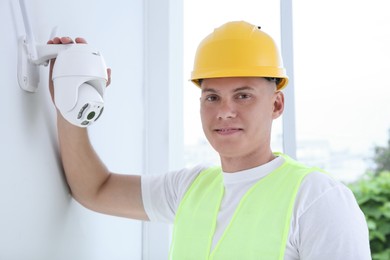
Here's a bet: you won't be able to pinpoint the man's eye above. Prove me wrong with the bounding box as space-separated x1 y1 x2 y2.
205 95 218 102
237 93 251 99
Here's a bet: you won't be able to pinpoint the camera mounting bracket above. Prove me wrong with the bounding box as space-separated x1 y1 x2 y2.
17 36 71 92
16 0 70 92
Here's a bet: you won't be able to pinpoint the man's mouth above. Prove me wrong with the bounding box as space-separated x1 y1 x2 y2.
214 128 243 135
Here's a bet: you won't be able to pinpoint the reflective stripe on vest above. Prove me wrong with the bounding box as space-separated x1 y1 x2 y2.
169 153 316 259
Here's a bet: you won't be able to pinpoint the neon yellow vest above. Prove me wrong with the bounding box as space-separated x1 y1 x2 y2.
169 153 316 259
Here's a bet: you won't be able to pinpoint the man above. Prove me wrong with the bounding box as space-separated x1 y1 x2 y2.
49 21 371 259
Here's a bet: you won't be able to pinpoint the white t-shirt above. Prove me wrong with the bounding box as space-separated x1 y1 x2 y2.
141 156 371 260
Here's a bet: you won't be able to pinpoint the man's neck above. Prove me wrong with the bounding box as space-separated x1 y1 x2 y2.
220 149 276 173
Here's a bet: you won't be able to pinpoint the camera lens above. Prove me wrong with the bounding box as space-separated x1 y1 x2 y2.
87 111 96 120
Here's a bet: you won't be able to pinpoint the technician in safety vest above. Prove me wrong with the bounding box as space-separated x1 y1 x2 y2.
49 21 371 259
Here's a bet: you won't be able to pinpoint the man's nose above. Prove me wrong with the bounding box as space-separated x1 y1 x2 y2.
217 100 237 119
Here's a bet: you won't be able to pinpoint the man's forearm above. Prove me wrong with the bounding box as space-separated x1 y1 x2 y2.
57 111 110 208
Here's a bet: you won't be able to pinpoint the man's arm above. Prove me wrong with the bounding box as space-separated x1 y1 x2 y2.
50 37 148 221
297 183 371 259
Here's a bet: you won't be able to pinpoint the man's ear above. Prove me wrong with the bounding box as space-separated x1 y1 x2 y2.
272 91 284 119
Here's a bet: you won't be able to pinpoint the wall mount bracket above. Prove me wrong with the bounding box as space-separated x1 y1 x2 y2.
17 0 65 93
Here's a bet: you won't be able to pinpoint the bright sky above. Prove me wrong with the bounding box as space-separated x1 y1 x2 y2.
183 0 390 162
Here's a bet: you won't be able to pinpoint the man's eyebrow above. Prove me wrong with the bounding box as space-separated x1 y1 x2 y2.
233 86 255 92
201 86 255 94
201 87 218 94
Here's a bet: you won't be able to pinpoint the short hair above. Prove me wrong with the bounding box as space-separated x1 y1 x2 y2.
264 77 282 86
197 77 282 87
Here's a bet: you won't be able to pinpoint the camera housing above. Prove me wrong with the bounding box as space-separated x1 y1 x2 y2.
52 45 108 127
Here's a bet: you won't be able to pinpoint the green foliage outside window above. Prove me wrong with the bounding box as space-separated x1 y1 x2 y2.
349 130 390 260
349 172 390 260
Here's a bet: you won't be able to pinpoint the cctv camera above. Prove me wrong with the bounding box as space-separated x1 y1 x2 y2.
52 45 108 127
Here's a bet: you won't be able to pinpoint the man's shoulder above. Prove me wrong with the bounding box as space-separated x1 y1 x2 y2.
295 170 355 215
301 170 343 191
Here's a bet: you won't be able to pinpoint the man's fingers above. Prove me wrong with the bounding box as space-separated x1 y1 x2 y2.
52 37 62 44
48 37 87 45
75 37 88 44
48 37 75 44
60 37 74 44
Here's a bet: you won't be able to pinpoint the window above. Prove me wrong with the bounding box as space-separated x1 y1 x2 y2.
293 0 390 182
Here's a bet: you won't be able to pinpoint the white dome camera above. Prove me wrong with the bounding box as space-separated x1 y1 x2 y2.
52 45 108 127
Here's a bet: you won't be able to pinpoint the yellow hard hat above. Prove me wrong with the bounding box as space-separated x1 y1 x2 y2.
191 21 288 90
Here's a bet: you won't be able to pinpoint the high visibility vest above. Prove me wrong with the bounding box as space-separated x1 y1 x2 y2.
169 153 316 260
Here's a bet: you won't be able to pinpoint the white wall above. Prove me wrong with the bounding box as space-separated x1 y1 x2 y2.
1 0 147 259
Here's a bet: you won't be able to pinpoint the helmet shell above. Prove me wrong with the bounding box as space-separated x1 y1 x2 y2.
191 21 288 90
